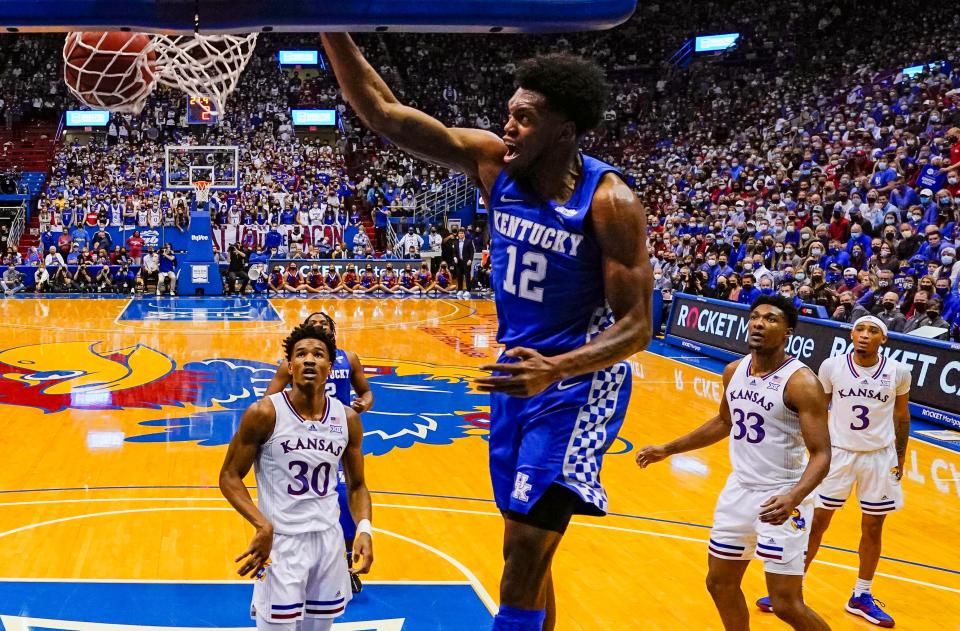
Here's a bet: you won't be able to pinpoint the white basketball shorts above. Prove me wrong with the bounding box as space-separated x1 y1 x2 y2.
815 444 903 515
708 474 813 576
251 525 351 624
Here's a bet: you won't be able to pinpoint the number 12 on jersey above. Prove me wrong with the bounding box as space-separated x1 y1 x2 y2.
502 245 547 302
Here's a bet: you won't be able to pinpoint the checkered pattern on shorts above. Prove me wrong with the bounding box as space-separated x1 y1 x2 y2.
562 361 628 512
585 303 614 342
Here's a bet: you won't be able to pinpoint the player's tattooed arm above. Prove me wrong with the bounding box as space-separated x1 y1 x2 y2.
342 407 374 574
760 368 831 525
219 398 277 577
320 33 505 187
636 361 737 468
893 392 911 479
347 351 374 413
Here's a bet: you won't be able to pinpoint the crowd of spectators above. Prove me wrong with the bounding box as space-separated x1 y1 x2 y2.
5 1 960 338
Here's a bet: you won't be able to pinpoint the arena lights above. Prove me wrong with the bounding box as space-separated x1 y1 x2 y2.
65 110 110 126
279 50 319 65
290 109 337 126
694 33 740 53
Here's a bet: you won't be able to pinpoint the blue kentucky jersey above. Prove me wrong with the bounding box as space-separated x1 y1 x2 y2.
489 154 619 354
279 348 351 405
328 348 352 406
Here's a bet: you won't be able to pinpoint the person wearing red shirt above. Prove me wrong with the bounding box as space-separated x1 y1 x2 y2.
827 209 850 242
84 210 99 228
126 231 145 264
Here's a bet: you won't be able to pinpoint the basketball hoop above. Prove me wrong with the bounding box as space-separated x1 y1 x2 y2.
63 32 257 114
193 180 211 204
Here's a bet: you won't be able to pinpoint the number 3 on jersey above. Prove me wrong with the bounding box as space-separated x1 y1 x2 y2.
502 244 547 302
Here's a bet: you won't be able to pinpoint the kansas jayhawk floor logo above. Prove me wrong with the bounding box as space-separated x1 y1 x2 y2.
0 341 490 456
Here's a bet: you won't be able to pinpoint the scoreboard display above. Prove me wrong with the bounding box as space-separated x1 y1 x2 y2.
187 96 219 125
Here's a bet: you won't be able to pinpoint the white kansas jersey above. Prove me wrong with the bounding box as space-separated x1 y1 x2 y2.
726 356 808 489
818 354 911 452
255 392 350 535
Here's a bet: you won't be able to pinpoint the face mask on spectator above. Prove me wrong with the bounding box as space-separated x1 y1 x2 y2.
850 229 862 238
902 230 913 238
943 255 956 265
939 198 952 207
927 309 940 319
878 279 891 289
707 258 717 267
883 301 896 310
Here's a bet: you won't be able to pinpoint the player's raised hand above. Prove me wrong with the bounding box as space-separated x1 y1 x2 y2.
476 347 559 397
351 533 374 575
635 445 668 468
236 524 273 578
758 494 797 525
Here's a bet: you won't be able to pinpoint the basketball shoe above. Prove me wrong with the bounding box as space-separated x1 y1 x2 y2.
845 592 894 627
755 596 773 613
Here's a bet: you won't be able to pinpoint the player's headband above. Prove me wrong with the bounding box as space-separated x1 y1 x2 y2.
852 315 888 336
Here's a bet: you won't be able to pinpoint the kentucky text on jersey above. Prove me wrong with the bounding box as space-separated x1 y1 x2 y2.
491 211 584 257
280 437 344 456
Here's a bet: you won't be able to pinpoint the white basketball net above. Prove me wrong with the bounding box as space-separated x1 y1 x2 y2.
63 32 258 114
192 180 211 204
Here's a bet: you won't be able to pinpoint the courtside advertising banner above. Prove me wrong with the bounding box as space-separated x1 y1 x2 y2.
665 293 960 430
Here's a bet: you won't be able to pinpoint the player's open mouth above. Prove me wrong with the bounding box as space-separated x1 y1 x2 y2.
503 141 519 162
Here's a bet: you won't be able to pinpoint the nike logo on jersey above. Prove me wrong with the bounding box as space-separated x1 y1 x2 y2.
500 195 525 203
556 377 588 391
492 210 584 256
555 206 578 218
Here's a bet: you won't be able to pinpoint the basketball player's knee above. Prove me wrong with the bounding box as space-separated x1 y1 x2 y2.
861 515 885 541
768 589 806 622
704 573 737 600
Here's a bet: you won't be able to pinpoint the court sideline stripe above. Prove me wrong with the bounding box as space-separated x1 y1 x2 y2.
0 503 955 597
0 486 955 578
0 507 496 616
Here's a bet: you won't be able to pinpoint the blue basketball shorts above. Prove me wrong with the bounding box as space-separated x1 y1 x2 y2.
489 358 632 517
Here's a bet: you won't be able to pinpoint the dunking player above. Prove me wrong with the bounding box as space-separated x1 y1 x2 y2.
265 312 374 594
321 34 652 630
637 296 831 631
757 315 911 628
219 323 373 630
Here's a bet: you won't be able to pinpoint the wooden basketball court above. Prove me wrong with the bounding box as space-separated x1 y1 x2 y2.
0 297 957 629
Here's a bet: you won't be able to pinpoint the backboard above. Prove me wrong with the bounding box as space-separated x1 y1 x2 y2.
164 145 239 190
1 0 636 34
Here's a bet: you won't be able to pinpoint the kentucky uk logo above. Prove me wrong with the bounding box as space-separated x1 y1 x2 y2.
0 341 490 456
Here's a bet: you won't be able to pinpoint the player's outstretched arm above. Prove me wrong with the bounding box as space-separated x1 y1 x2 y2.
636 361 737 467
347 350 374 413
320 33 504 183
760 368 831 525
219 398 277 576
341 407 374 574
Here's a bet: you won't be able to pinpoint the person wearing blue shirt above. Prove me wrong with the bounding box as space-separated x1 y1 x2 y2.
279 208 296 225
70 225 89 250
868 161 898 191
40 227 58 254
157 244 177 296
822 239 851 269
372 205 391 252
918 230 947 263
248 246 268 266
935 276 959 321
845 225 873 258
889 178 919 211
264 225 283 252
736 273 761 305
